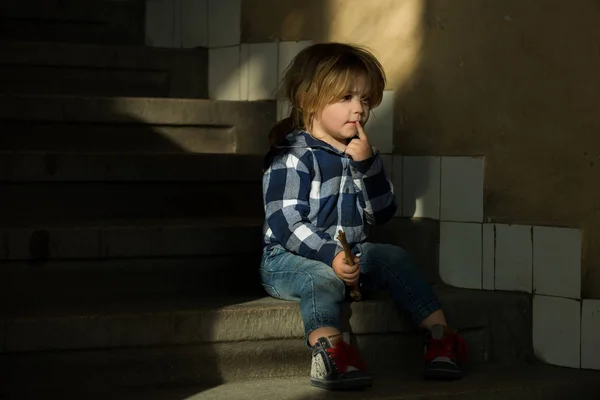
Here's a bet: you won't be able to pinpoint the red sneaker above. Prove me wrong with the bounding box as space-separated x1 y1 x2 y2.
424 324 468 380
310 335 372 390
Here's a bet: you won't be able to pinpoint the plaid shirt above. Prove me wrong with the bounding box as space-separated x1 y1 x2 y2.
262 130 397 267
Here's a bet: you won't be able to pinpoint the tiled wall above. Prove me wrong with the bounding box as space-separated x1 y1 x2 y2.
421 156 591 369
390 154 596 370
144 0 599 372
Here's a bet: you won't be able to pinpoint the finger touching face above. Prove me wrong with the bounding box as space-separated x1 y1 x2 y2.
356 121 368 140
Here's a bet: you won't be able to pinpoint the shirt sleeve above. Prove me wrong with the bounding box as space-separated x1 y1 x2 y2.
350 152 397 225
263 149 343 266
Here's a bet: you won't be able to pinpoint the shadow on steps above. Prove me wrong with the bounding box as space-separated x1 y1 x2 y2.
0 92 273 399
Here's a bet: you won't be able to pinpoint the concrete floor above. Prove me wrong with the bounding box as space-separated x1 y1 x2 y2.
5 363 600 400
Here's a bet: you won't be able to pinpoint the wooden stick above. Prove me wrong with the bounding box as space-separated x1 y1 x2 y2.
336 230 362 301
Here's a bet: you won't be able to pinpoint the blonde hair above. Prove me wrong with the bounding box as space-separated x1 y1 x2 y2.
269 42 386 147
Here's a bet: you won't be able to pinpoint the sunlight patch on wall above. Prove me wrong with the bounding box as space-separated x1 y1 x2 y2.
320 0 425 92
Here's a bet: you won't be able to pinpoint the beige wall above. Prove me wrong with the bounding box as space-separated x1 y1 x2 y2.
243 0 600 298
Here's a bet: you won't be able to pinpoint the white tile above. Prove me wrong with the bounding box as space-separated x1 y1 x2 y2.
495 224 532 293
278 41 313 82
533 295 581 369
440 156 484 222
209 46 241 100
402 156 440 219
145 0 176 48
582 299 600 370
367 91 394 154
208 0 241 47
276 99 292 121
247 43 278 100
533 226 581 299
439 222 482 289
392 155 403 217
482 223 495 290
239 44 250 100
181 0 208 48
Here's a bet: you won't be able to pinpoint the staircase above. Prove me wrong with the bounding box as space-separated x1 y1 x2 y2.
1 1 600 399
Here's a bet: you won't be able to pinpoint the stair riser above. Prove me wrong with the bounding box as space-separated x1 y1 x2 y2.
0 182 264 220
0 218 436 281
1 222 263 261
1 255 265 300
0 0 145 45
0 219 441 301
0 42 208 99
0 66 171 98
0 331 492 389
0 153 265 182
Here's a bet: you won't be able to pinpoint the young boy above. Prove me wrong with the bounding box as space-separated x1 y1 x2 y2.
260 42 467 390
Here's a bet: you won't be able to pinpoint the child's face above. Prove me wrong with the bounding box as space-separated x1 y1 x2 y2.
311 76 371 148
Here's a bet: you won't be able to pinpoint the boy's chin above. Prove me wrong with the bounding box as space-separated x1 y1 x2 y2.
340 127 358 137
333 133 356 143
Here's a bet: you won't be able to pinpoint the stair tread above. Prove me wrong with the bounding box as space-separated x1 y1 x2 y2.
1 285 469 319
7 364 600 400
0 286 531 354
0 92 271 106
0 151 265 182
0 93 275 155
0 293 273 319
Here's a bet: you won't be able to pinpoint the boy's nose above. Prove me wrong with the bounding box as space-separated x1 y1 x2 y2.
352 99 364 114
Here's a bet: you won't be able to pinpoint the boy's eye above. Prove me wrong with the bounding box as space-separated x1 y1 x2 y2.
361 98 370 104
342 94 353 101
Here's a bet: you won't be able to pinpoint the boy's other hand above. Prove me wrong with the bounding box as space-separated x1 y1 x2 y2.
332 251 360 285
345 121 373 162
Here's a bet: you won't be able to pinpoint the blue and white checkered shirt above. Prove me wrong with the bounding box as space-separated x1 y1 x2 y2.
262 130 397 267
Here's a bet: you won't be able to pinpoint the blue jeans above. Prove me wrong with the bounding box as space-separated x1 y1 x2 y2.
259 242 441 343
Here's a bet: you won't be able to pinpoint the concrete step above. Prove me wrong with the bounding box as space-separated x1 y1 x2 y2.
0 41 207 98
0 0 144 45
0 217 264 261
0 287 531 357
0 218 439 292
0 287 533 389
1 255 265 300
0 152 264 182
0 94 275 154
0 181 264 220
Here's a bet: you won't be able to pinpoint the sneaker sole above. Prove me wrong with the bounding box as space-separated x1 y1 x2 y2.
310 375 372 390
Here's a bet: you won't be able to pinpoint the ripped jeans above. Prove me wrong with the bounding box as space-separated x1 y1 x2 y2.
259 242 441 344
